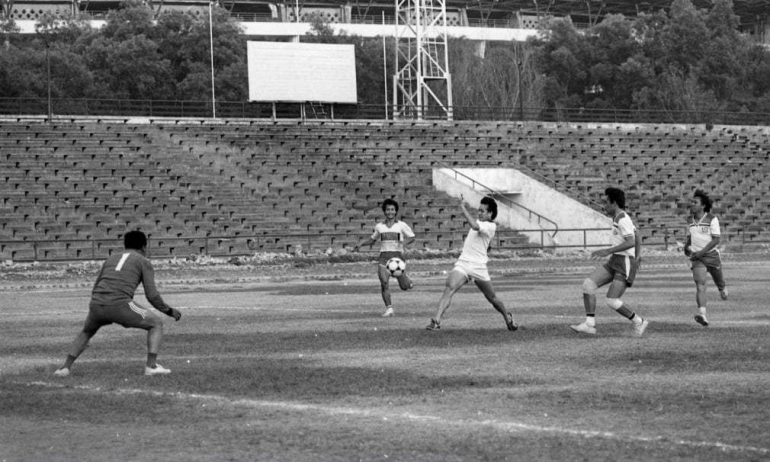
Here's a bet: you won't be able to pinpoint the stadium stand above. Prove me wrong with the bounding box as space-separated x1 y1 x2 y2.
1 119 768 261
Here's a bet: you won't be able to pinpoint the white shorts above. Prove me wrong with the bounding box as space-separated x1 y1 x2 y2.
453 260 490 282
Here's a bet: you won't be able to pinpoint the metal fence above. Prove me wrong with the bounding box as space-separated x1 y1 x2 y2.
1 97 769 126
2 226 763 262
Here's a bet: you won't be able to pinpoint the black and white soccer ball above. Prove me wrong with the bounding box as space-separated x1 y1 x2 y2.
385 257 406 277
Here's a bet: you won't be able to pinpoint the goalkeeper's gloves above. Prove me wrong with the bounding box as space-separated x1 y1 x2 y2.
164 307 182 321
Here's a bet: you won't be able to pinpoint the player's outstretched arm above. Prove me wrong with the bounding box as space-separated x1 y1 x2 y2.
459 196 480 230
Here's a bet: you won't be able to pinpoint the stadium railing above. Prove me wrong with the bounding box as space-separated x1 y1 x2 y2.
2 98 769 126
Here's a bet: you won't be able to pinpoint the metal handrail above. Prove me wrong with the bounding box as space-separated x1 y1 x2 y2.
435 160 559 238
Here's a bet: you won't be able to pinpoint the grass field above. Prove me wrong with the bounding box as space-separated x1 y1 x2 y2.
1 256 769 461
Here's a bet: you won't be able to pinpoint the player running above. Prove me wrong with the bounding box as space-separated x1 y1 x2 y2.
54 230 182 377
426 195 517 331
351 198 415 317
570 187 649 337
685 189 728 327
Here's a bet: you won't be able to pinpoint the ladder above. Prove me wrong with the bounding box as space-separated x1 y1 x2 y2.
310 102 327 119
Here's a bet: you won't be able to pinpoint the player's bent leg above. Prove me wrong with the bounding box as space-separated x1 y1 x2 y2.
377 265 394 315
143 313 171 375
55 317 104 376
606 279 648 336
429 269 467 329
144 312 164 355
707 265 728 300
397 272 413 291
474 279 517 331
571 268 611 334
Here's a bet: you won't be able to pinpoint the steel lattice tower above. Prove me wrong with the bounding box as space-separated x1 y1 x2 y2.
392 0 453 121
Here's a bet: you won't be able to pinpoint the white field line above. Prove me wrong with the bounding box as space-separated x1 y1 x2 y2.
22 380 770 456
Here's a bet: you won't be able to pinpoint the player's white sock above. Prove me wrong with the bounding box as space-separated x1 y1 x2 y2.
585 316 595 327
699 306 707 315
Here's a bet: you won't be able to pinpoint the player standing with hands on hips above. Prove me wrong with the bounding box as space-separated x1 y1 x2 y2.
570 187 649 337
54 231 182 377
426 195 517 331
685 189 728 327
352 198 415 317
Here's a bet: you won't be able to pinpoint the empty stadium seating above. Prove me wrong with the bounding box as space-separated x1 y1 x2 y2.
1 118 768 261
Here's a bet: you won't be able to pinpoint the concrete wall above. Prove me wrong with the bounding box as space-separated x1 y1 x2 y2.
433 168 612 249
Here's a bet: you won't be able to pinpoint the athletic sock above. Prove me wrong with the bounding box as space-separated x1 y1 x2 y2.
147 353 158 368
699 306 707 315
630 313 643 325
585 315 595 327
63 355 77 369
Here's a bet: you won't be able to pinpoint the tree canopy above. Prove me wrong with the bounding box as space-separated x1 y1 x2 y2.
0 0 767 115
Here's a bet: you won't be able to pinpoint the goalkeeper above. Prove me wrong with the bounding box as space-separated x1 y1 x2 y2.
54 231 182 377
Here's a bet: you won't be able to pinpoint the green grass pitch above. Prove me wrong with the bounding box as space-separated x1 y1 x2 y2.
1 257 768 461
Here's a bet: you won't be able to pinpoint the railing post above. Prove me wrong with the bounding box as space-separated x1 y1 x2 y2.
583 229 587 250
664 227 669 250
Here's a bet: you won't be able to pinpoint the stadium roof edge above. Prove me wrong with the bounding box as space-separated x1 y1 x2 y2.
12 19 542 41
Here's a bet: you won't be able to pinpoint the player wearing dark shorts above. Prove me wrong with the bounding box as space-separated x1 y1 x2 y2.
352 198 415 317
570 188 649 337
54 231 182 377
685 189 728 327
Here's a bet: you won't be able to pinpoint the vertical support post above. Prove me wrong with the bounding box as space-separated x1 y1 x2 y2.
209 2 217 119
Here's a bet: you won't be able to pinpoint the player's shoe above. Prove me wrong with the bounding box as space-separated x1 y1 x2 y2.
634 318 650 337
53 367 70 377
505 312 518 331
426 318 441 330
719 289 729 301
382 307 395 317
569 322 596 335
145 364 171 376
694 314 709 326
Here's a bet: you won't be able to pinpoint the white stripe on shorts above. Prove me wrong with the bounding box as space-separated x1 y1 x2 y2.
128 301 147 319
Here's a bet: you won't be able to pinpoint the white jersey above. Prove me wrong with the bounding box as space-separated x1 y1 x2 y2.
458 221 496 266
688 213 721 254
611 211 636 258
371 221 415 253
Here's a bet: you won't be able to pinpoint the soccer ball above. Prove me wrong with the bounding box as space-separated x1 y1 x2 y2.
385 257 406 277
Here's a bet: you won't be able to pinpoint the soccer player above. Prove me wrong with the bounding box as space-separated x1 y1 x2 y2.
685 189 728 327
351 198 415 317
570 187 649 337
54 230 182 377
425 195 517 331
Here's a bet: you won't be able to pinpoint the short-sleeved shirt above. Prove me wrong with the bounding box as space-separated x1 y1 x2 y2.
90 249 172 312
371 221 415 254
688 213 721 255
458 221 496 266
610 211 636 258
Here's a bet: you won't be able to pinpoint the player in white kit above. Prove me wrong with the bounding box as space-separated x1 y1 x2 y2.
685 189 728 327
426 196 517 331
352 198 415 317
570 188 649 337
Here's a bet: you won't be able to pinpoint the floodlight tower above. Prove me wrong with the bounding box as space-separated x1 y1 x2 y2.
392 0 453 121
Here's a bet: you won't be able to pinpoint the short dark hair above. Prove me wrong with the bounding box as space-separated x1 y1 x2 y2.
481 196 498 220
124 230 147 250
605 187 626 209
694 189 712 212
382 198 399 213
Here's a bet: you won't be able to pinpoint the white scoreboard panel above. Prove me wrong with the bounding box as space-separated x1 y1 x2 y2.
247 41 357 103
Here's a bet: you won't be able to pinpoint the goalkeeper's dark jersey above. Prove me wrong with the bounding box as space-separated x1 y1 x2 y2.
90 249 172 312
